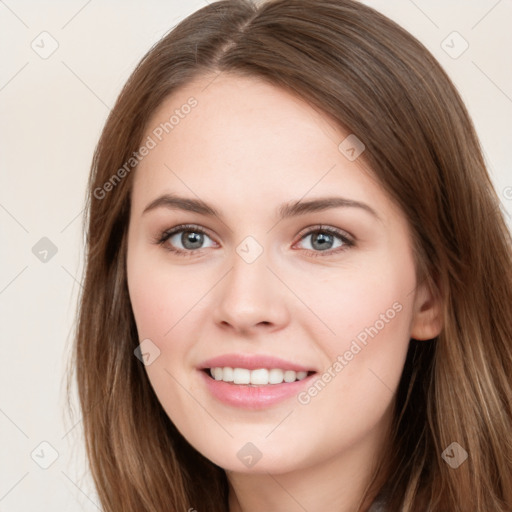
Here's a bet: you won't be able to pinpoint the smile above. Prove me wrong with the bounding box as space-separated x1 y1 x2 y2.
207 367 312 385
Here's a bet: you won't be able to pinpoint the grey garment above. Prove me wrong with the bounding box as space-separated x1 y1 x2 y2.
366 497 386 512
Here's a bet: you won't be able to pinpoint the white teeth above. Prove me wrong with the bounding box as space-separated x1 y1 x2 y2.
207 367 311 385
250 368 269 385
268 368 284 384
283 370 296 383
233 368 251 384
222 366 234 382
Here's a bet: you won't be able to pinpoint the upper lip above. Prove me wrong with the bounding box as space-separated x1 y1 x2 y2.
198 353 317 373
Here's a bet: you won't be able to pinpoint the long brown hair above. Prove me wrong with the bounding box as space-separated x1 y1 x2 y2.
67 0 512 510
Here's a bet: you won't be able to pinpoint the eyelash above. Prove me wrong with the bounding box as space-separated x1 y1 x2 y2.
155 223 355 258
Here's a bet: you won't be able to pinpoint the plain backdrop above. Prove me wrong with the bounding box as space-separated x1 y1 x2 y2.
1 0 511 510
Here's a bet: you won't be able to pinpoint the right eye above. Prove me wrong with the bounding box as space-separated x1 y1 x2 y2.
157 224 217 256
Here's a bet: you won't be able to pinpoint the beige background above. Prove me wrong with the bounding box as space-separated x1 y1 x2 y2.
1 0 511 510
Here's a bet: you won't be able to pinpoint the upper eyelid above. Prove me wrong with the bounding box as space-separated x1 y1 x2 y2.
296 224 353 240
163 224 214 240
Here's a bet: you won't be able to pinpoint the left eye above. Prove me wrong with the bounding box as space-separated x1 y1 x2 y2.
295 228 350 253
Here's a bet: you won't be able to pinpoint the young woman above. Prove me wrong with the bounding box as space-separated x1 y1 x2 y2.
69 0 512 510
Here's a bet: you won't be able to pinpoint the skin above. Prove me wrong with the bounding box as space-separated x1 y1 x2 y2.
126 72 442 512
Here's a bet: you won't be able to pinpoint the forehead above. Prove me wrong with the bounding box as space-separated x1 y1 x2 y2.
142 73 344 165
131 73 395 222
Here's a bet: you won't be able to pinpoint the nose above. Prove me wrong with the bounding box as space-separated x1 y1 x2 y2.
213 248 290 335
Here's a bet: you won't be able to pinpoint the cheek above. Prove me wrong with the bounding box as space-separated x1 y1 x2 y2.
127 250 202 341
296 250 416 414
285 281 414 470
126 251 204 429
302 260 415 357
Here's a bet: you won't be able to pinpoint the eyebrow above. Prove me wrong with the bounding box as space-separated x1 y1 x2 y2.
142 193 380 221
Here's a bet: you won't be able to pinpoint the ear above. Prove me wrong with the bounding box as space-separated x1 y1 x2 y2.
410 278 443 340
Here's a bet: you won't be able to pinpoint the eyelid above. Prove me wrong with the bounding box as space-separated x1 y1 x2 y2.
158 223 214 241
295 224 354 243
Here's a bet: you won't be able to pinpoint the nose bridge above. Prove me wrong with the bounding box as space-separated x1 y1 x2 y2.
230 243 268 294
213 235 288 331
225 238 273 306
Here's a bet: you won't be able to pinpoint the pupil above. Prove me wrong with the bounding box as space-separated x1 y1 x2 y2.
312 232 333 251
182 231 203 249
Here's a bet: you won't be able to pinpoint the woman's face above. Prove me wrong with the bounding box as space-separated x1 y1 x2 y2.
126 73 436 475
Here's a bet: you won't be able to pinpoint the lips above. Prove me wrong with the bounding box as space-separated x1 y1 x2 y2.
197 353 318 409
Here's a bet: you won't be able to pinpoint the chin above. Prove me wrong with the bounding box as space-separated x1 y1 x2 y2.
189 435 310 475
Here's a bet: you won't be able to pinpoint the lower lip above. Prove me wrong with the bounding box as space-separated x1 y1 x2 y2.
199 370 316 409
